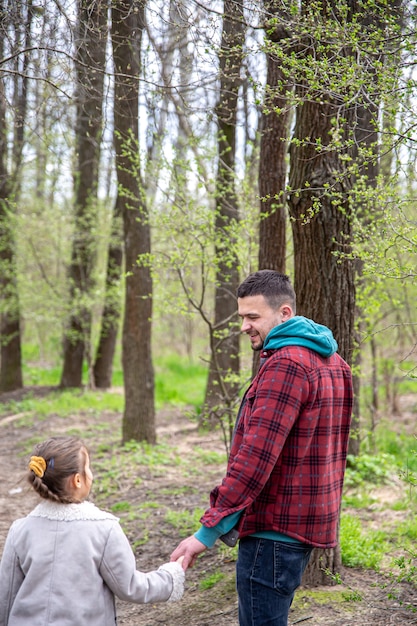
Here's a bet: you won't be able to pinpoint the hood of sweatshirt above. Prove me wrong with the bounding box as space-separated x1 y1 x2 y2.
263 315 338 357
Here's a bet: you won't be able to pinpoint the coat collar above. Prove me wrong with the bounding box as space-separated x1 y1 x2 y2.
28 500 118 522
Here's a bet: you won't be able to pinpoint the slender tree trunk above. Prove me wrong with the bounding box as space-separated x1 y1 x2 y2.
0 0 31 392
0 192 23 391
93 199 123 389
112 0 156 444
60 0 107 388
254 6 293 379
349 100 380 456
203 0 244 425
258 6 292 274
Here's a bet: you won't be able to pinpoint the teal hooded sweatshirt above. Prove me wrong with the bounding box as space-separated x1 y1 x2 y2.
263 315 338 357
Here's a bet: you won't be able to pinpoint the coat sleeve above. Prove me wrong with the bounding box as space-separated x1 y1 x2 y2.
0 523 25 626
99 523 184 604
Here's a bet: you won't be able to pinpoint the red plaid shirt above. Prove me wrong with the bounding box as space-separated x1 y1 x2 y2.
200 345 353 548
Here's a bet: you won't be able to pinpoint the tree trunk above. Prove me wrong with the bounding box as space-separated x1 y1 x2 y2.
288 0 357 584
348 74 381 455
0 191 23 392
254 6 293 380
93 200 123 389
289 106 355 584
112 0 156 444
60 0 107 388
0 0 31 392
203 0 244 427
288 93 355 360
258 7 292 274
302 547 342 587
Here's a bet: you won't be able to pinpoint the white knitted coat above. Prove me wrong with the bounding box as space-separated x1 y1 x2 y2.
0 500 184 625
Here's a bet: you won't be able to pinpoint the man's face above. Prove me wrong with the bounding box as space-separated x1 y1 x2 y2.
238 294 292 351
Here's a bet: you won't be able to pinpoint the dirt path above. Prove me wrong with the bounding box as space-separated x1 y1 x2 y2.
1 390 417 625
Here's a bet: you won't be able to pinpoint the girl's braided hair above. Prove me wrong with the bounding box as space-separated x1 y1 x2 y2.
27 436 88 504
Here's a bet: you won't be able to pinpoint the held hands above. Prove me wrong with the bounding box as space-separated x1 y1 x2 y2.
170 535 207 570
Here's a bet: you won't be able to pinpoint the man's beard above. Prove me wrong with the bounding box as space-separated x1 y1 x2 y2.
251 340 264 351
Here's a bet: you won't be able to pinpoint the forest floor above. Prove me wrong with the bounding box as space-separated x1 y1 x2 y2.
0 386 417 625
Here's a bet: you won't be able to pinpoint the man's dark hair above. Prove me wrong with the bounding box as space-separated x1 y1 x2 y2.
237 270 296 312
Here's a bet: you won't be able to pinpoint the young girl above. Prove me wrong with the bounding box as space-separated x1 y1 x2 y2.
0 436 185 625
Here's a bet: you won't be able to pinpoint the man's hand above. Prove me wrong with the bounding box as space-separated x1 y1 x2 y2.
170 536 207 570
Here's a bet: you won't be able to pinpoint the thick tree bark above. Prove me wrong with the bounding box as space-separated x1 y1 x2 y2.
112 0 156 444
302 548 342 587
60 0 107 388
291 0 400 585
288 1 358 585
289 100 355 588
289 96 355 361
203 0 244 428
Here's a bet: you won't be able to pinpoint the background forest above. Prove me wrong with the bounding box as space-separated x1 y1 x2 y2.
1 0 417 598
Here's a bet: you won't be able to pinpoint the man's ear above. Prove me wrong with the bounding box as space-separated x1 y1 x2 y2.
280 305 293 321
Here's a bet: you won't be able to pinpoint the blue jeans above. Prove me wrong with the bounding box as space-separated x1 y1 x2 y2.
236 537 312 626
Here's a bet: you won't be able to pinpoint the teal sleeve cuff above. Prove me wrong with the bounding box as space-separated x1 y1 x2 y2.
194 510 243 549
194 525 219 549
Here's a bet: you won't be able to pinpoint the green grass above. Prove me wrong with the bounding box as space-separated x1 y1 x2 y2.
190 447 227 465
110 501 132 513
199 570 225 590
0 389 124 422
164 507 205 537
154 354 206 409
14 350 207 415
121 440 182 467
344 452 395 488
393 517 417 543
21 343 62 386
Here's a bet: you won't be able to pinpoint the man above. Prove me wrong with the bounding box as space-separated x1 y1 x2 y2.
171 270 353 625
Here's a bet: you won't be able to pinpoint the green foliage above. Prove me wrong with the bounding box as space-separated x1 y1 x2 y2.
342 488 381 509
22 343 62 386
341 589 363 603
391 551 417 586
131 533 150 550
373 431 417 473
344 453 395 488
340 514 389 569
